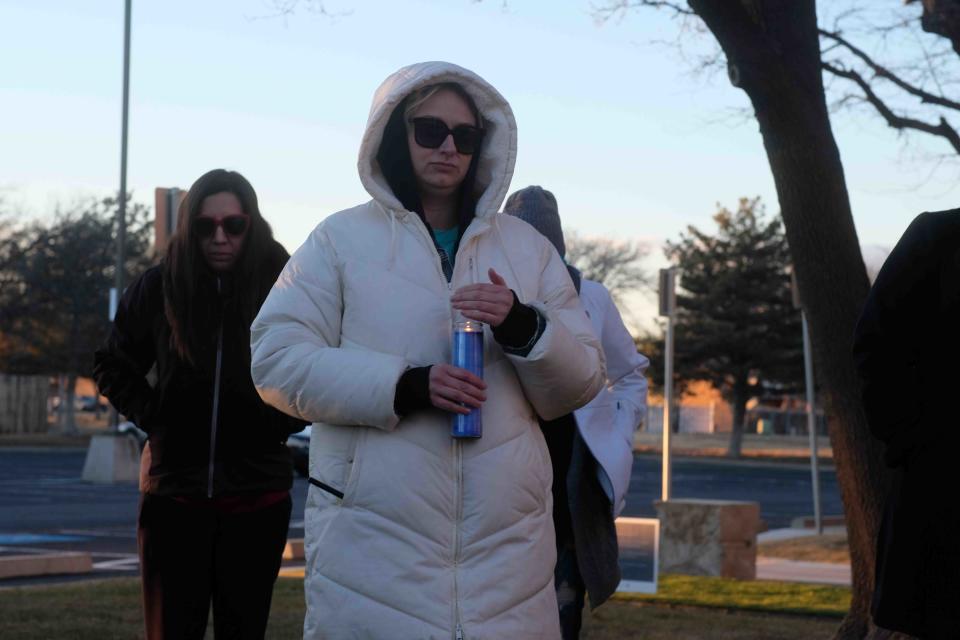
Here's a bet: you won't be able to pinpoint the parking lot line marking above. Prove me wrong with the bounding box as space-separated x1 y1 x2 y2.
0 534 89 545
58 528 137 539
92 557 140 570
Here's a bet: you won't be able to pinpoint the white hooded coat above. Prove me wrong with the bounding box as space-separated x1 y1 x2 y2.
250 62 605 639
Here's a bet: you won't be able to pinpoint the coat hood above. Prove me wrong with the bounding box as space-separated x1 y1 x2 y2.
358 61 518 220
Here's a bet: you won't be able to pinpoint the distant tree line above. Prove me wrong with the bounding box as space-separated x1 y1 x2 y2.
0 195 153 433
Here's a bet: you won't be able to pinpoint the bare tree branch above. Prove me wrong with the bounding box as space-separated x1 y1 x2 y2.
592 0 695 23
564 231 652 303
251 0 351 22
907 0 960 54
268 0 330 16
822 60 960 154
820 28 960 112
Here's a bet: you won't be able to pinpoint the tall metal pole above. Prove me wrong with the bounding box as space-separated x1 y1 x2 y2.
662 315 674 502
802 311 823 534
111 0 131 430
659 268 677 502
792 270 822 534
115 0 131 302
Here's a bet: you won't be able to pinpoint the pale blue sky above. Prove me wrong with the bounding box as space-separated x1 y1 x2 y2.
2 0 958 327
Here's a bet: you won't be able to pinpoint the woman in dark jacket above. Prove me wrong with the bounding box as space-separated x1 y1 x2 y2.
93 169 306 640
853 208 960 638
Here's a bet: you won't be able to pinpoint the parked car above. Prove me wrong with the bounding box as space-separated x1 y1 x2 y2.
287 425 311 478
50 395 109 413
78 395 109 412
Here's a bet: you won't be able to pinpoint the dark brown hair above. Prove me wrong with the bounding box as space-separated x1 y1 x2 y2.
163 169 286 364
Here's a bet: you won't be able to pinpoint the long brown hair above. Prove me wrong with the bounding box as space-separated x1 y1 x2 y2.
163 169 286 364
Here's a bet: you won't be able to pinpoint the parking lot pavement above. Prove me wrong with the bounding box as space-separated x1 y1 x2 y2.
0 449 308 587
624 454 842 529
1 447 843 587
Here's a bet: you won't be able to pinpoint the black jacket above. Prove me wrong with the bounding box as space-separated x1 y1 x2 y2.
853 209 960 637
93 251 306 498
541 416 620 610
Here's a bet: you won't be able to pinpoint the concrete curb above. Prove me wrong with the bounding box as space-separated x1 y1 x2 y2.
632 451 837 471
0 552 93 580
790 515 845 529
758 526 846 543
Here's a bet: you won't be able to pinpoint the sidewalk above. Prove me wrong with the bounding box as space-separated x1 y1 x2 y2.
635 432 833 461
756 526 851 586
756 556 851 586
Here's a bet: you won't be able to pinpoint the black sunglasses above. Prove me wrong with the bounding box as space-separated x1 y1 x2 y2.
409 117 484 155
194 214 249 239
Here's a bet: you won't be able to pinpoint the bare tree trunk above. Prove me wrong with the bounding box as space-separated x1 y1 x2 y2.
63 371 78 435
727 375 748 458
687 1 890 636
63 314 82 436
56 373 67 432
917 0 960 54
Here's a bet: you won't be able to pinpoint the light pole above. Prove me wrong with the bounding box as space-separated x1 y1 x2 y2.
110 0 132 430
659 268 677 502
115 0 131 304
792 271 823 534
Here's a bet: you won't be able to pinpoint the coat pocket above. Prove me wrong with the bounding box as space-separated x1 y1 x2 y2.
339 429 366 507
308 423 365 507
308 477 344 501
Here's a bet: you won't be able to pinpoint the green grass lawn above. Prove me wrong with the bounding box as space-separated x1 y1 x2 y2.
0 575 848 639
618 574 850 617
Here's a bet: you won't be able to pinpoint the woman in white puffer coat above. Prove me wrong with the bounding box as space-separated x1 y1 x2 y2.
250 61 605 639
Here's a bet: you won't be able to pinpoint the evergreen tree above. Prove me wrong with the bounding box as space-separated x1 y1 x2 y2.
0 195 153 432
665 197 803 457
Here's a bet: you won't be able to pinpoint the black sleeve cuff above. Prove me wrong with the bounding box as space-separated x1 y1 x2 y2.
394 365 433 417
493 291 546 357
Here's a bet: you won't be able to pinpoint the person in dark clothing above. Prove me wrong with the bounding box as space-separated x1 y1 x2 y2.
93 169 306 640
853 209 960 639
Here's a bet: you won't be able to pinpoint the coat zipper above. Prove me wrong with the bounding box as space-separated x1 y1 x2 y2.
452 257 478 640
410 212 476 639
453 437 464 640
207 279 225 499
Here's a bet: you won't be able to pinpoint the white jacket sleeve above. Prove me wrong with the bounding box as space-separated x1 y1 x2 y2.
250 226 407 430
595 284 649 516
601 286 649 434
506 249 606 421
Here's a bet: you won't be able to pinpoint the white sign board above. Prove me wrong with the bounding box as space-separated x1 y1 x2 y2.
615 517 660 594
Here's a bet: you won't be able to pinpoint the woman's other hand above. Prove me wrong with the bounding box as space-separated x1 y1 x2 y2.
451 268 513 327
429 363 487 414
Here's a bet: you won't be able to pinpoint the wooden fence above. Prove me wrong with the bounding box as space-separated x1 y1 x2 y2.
0 374 48 434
